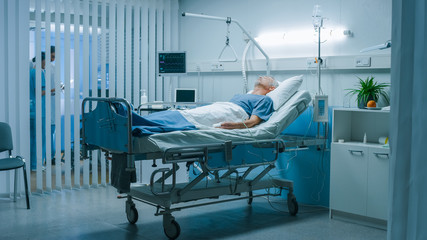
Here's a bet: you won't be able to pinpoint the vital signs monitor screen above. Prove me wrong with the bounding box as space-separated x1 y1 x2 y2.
158 51 186 76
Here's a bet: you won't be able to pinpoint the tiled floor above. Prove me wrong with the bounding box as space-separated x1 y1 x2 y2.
0 186 386 240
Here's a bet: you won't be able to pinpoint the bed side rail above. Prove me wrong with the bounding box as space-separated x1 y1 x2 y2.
279 134 327 150
162 139 283 170
81 97 134 169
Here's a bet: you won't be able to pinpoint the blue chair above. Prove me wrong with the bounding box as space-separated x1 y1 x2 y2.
0 122 30 209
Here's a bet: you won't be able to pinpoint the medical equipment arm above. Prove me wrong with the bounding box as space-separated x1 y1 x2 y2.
182 12 271 76
360 40 392 53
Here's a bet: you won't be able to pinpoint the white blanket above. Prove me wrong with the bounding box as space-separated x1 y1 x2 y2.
179 102 249 129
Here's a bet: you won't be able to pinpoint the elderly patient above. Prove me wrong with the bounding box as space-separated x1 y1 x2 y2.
130 76 278 136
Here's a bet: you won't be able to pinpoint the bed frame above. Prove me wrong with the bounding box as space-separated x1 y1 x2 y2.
81 96 324 239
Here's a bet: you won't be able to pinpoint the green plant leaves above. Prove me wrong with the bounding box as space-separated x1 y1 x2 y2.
345 76 390 105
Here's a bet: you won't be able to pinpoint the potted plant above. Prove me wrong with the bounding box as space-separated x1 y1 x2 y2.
346 76 390 108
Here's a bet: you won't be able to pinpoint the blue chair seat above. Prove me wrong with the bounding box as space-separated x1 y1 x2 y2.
0 157 25 171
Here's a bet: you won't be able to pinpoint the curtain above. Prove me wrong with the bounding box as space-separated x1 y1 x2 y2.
388 0 427 239
0 0 30 197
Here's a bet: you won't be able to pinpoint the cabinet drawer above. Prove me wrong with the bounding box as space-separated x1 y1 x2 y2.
330 143 368 216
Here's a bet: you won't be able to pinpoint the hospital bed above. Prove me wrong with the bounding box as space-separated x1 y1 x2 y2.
81 90 316 239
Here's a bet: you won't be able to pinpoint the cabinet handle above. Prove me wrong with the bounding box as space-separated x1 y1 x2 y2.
348 150 364 155
374 153 389 159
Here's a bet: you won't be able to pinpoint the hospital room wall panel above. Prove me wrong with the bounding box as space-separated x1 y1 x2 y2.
186 55 391 73
180 70 390 108
179 0 391 60
178 0 392 105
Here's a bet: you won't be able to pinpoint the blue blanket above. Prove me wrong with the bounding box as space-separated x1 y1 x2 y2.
114 103 196 137
131 111 197 136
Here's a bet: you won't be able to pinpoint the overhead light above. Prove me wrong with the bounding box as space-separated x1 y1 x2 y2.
255 27 352 46
254 32 286 46
255 30 314 46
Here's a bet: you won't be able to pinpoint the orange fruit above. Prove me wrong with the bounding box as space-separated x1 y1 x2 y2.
367 100 376 108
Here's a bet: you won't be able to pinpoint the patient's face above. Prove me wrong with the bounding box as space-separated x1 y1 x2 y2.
254 77 276 95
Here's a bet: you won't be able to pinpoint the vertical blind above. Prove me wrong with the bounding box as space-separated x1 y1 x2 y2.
0 0 30 198
0 0 178 196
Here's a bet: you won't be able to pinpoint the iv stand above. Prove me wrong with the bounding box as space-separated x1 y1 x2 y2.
312 10 328 144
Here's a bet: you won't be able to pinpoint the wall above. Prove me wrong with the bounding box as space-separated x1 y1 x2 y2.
178 0 392 105
177 0 392 206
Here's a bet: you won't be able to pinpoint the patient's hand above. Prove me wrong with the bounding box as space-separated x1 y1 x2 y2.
219 115 262 129
219 122 241 129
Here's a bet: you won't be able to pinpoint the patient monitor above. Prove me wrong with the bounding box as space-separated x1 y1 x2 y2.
157 51 186 77
175 88 197 103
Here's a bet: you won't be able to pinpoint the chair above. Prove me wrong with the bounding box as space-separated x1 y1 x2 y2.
0 122 30 209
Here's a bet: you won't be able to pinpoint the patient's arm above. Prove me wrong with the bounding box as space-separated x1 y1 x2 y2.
219 115 262 129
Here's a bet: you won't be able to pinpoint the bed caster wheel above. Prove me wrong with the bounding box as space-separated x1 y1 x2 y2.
164 220 181 239
126 206 139 224
247 191 253 205
287 194 298 216
126 197 138 224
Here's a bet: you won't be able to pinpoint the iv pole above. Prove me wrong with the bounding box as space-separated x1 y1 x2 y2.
313 6 323 95
182 12 271 76
312 5 328 143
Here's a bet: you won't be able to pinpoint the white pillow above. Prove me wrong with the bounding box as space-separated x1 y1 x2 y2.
267 75 303 110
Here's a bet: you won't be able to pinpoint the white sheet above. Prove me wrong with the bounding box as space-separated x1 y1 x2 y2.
179 102 249 129
133 90 311 153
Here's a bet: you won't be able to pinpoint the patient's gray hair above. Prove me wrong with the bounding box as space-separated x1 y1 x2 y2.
256 76 279 88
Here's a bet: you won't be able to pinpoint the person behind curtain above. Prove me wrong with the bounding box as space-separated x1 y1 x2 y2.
29 51 58 170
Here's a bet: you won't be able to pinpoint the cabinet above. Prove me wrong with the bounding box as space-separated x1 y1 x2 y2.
330 108 390 224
